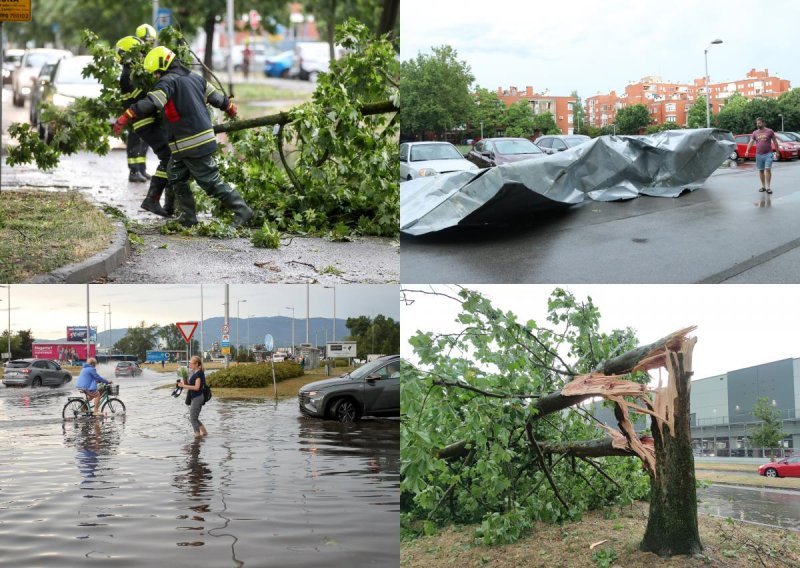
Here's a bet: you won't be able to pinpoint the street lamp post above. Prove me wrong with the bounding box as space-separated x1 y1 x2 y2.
247 314 255 359
704 39 723 128
324 285 336 342
0 286 9 362
285 307 295 356
102 303 111 351
778 113 784 131
236 299 247 361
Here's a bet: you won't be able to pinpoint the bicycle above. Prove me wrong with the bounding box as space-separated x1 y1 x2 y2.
62 383 126 420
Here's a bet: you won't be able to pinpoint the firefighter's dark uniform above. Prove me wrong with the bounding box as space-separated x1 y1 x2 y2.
126 129 148 181
130 62 253 227
120 64 174 216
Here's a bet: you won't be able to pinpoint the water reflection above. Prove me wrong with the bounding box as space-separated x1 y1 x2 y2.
64 418 124 498
174 439 213 547
698 484 800 531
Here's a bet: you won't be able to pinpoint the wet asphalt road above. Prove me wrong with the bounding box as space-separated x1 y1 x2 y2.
698 484 800 532
401 160 800 283
1 87 399 284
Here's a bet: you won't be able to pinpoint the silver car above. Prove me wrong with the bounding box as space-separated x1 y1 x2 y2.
400 141 479 182
11 48 72 107
2 358 72 388
534 134 591 155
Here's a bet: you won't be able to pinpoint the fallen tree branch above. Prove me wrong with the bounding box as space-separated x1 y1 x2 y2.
526 424 570 512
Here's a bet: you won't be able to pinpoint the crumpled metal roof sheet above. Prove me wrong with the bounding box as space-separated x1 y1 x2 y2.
400 129 735 236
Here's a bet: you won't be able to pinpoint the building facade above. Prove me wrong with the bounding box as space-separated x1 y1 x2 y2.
585 68 792 129
496 86 578 135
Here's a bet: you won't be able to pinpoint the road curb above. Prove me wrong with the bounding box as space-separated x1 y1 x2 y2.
25 220 130 284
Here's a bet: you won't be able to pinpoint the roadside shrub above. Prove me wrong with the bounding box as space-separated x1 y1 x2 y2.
207 361 303 388
333 358 350 367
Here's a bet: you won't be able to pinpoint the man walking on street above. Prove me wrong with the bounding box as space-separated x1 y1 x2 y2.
744 117 781 194
113 46 253 227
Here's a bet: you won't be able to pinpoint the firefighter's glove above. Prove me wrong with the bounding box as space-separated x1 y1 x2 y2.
225 100 238 119
113 108 137 135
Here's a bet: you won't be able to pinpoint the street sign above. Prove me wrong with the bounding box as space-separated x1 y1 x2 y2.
326 341 357 358
1 352 10 359
176 321 198 344
0 0 31 22
264 334 274 352
221 334 230 348
155 8 172 32
221 323 230 335
222 346 231 355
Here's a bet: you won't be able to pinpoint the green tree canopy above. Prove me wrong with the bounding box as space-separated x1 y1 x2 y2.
114 321 159 362
749 397 786 455
504 101 536 138
470 87 507 139
614 104 651 134
687 96 709 129
570 91 586 134
345 315 400 359
778 88 800 131
400 45 475 139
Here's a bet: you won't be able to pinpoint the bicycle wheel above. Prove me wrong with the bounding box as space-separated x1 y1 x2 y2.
102 397 126 416
63 399 89 420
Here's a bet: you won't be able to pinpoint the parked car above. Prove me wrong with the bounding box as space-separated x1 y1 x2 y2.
28 61 58 126
11 48 72 107
298 354 400 422
730 133 799 162
466 137 546 168
207 42 282 72
534 134 591 155
779 131 800 143
29 55 103 142
263 50 294 78
114 361 142 377
400 141 479 181
758 457 800 478
2 48 24 85
2 358 72 387
289 41 343 82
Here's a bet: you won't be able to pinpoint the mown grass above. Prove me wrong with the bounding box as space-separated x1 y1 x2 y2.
402 501 800 568
0 189 115 282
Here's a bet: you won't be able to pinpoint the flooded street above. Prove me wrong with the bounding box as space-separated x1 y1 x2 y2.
698 484 800 532
0 366 399 567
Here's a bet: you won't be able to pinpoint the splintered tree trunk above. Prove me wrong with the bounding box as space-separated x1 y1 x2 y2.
639 339 702 556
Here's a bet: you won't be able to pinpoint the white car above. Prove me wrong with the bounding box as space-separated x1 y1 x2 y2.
399 141 479 181
12 48 72 107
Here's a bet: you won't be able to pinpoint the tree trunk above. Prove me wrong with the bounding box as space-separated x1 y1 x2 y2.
203 12 216 82
378 0 400 38
639 338 702 556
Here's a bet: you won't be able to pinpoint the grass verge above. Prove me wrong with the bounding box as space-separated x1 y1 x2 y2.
402 501 800 568
0 189 116 282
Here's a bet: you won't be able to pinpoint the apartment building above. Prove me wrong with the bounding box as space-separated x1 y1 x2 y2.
496 86 578 134
585 68 792 128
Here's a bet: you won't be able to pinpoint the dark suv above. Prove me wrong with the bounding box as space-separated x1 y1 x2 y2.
2 358 72 387
298 355 400 422
114 361 142 377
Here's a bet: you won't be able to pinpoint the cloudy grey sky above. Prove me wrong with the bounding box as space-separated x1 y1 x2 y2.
1 284 399 340
400 0 800 98
401 284 800 382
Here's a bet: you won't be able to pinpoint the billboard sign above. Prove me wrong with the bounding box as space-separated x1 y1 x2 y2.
326 341 357 358
0 0 32 22
67 326 97 342
32 342 96 362
146 350 169 363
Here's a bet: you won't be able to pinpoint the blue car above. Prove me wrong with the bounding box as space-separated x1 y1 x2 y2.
263 50 294 78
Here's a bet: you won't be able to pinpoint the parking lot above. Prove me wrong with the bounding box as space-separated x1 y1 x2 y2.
400 159 800 283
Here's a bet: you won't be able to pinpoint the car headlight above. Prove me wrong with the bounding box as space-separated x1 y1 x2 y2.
51 93 74 107
417 168 439 177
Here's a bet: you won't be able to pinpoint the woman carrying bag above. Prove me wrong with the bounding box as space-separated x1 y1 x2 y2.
177 356 208 438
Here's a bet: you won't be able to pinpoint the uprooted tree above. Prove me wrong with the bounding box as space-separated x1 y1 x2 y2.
401 287 702 557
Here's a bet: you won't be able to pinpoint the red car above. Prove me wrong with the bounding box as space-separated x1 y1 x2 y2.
731 133 799 162
758 456 800 478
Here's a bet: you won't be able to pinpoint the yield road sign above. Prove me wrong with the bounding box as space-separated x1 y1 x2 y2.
176 321 199 343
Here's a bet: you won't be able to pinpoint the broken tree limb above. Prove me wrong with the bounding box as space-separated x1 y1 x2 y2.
213 100 398 134
526 424 570 512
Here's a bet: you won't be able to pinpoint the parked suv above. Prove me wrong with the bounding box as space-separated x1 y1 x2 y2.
534 134 591 155
114 361 142 377
298 355 400 422
2 358 72 387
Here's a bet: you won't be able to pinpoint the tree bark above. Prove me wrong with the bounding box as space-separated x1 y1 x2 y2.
202 12 216 82
212 100 398 134
639 338 702 556
378 0 400 38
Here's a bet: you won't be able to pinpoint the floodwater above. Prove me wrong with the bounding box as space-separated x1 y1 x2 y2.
698 484 800 532
0 365 399 567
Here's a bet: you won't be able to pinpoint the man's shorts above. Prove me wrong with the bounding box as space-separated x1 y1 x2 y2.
756 152 774 171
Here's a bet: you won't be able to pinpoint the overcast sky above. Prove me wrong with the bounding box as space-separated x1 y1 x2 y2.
1 285 399 340
400 0 800 98
401 285 800 382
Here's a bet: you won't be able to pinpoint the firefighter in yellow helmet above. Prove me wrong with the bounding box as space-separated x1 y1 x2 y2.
135 24 157 44
113 46 253 228
116 36 149 184
115 36 173 217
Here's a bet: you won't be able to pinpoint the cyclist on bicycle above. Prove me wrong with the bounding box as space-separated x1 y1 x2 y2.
75 358 112 416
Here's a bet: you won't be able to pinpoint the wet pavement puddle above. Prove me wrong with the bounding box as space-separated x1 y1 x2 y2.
0 368 399 567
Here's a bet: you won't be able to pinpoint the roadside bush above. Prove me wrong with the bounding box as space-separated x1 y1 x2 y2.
333 358 351 367
207 361 303 388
